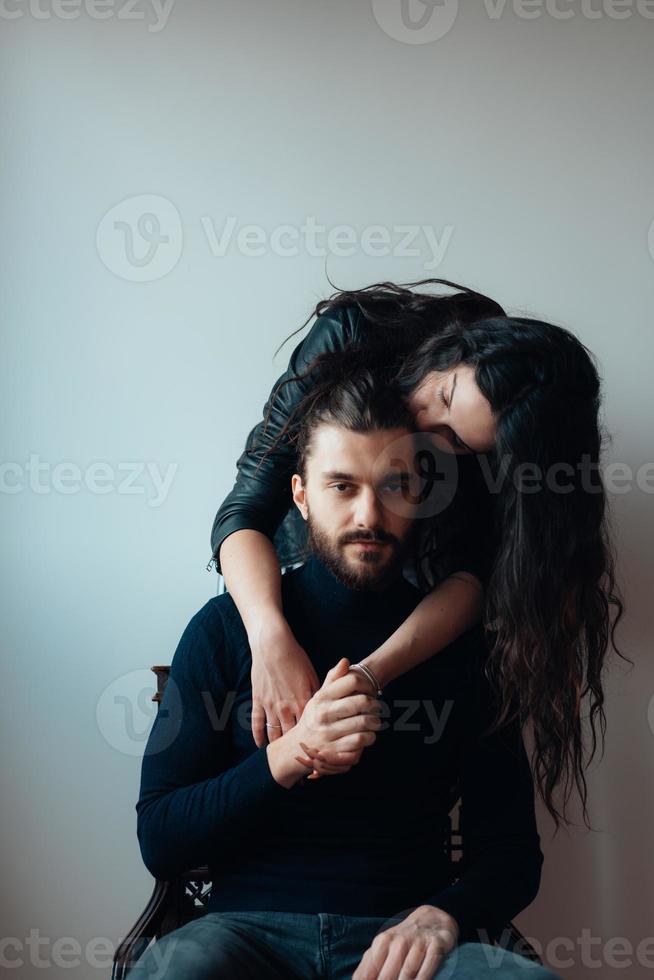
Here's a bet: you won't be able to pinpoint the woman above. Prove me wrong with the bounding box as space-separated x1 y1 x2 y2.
209 278 625 828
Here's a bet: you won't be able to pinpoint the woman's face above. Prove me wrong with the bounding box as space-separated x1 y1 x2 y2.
405 364 496 455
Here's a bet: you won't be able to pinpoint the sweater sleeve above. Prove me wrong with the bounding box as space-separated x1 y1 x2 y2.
209 305 360 574
135 602 291 881
422 656 544 944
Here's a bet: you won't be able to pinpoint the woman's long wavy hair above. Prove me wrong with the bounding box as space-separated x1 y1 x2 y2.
262 277 628 831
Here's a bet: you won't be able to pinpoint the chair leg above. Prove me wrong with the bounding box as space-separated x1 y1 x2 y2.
112 880 170 979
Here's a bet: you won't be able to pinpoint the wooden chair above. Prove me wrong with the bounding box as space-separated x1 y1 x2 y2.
112 666 543 978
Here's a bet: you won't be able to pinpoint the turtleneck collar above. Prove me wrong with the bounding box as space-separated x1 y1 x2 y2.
292 553 420 620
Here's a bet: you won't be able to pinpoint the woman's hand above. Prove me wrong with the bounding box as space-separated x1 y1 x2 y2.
249 619 321 748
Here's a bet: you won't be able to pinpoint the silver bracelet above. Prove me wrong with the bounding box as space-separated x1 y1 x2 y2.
348 662 383 697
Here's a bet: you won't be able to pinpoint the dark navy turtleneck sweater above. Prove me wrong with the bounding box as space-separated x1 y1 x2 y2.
137 556 543 944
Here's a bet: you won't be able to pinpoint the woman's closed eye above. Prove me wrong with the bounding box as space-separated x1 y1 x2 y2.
438 386 468 450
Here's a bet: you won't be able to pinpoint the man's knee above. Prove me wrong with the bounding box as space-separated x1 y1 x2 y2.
433 941 561 979
133 916 255 980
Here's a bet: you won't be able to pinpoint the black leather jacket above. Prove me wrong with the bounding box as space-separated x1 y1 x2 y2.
209 304 488 587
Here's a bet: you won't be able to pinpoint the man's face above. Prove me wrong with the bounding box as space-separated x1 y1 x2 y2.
291 424 419 591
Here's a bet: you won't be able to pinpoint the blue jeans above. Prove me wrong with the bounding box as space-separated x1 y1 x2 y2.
133 909 561 979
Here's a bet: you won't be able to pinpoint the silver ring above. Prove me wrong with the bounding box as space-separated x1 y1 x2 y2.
265 722 282 729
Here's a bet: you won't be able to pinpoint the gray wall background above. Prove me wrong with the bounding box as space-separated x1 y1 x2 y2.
2 2 653 977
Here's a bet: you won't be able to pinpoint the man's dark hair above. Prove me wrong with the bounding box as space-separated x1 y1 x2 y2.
295 360 414 482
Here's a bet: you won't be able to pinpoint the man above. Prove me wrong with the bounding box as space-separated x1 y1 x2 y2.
135 369 560 979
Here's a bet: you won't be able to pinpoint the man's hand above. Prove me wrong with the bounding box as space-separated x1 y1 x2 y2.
266 658 381 787
352 905 459 980
294 663 379 778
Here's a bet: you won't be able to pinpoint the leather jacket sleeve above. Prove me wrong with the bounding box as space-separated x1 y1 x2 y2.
209 304 361 574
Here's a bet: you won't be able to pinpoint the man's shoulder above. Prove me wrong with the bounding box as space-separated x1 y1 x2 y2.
185 592 247 646
173 593 248 678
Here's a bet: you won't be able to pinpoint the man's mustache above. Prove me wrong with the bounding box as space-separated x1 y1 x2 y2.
340 532 398 546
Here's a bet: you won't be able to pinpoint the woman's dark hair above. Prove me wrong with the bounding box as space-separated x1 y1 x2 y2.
261 277 628 831
395 312 628 831
273 276 506 366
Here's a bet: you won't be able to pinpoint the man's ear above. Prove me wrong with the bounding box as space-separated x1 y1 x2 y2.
291 474 308 520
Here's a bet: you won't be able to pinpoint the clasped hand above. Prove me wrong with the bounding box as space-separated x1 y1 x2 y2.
291 657 382 778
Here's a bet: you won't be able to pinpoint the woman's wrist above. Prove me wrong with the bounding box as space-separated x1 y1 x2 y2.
358 649 394 689
348 661 384 696
248 612 294 659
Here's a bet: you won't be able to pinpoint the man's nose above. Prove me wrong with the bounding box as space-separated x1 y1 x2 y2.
353 487 384 528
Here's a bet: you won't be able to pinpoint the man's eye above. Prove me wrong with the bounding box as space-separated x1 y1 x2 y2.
332 483 351 492
382 482 404 494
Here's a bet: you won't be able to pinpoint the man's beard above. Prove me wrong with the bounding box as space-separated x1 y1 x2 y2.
305 512 417 592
